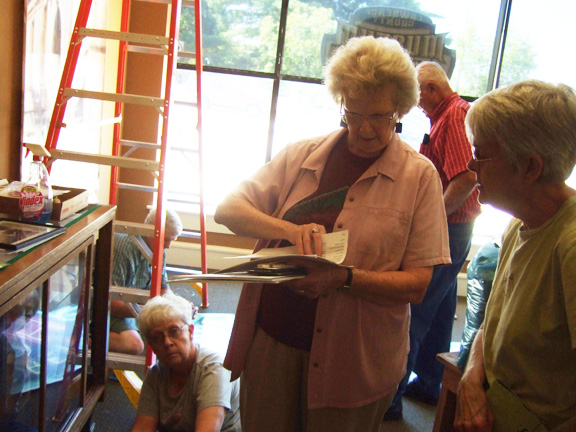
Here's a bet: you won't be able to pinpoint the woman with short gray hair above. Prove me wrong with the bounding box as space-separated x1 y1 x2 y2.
455 80 576 432
131 294 241 432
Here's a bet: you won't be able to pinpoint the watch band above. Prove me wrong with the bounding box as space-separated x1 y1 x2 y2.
343 267 353 290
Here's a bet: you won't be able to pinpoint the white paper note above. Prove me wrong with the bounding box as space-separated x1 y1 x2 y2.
230 230 348 264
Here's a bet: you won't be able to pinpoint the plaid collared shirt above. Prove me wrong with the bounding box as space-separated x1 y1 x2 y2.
420 92 481 224
112 233 168 290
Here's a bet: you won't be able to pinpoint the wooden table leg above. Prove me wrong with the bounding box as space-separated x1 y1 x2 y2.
433 352 462 432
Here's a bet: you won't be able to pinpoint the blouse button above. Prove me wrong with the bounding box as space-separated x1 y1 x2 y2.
337 223 343 229
316 328 322 333
349 196 354 202
313 362 319 368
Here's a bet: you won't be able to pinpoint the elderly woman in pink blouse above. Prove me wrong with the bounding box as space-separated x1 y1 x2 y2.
215 36 450 432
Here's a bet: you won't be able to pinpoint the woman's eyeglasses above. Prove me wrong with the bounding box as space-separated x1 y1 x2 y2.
340 106 395 129
470 155 503 164
148 324 188 345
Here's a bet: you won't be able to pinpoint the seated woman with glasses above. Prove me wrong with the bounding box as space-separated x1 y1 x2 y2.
214 36 450 432
131 294 241 432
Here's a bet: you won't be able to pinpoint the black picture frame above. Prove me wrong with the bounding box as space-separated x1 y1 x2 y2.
0 219 66 251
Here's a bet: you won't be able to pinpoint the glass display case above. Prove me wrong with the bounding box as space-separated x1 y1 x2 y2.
0 205 115 432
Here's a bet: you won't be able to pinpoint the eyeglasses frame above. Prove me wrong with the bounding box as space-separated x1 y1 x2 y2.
147 323 189 345
470 155 504 164
340 104 396 129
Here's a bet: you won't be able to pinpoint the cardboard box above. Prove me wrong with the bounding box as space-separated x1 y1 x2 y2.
0 185 89 221
52 186 89 220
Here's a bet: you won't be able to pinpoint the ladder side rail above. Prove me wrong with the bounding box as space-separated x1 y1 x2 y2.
45 0 95 158
111 0 132 205
149 0 182 299
194 0 209 308
145 0 182 369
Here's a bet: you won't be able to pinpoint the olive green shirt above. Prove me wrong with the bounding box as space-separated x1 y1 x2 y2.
484 196 576 430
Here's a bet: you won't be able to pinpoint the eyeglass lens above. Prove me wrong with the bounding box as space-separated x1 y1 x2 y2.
342 108 394 128
149 324 186 344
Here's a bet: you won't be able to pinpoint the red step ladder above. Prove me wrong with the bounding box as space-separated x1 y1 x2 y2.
39 0 208 369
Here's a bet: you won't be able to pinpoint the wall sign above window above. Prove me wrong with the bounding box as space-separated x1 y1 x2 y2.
322 6 456 78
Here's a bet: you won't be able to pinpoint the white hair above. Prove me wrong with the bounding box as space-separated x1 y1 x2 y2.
323 36 419 117
145 208 183 238
137 293 192 340
466 80 576 182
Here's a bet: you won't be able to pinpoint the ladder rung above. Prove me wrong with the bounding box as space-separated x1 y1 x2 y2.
121 139 162 150
63 88 164 107
110 286 151 303
135 0 181 4
127 45 167 56
78 28 169 46
114 221 155 237
135 0 197 6
116 182 158 193
80 349 146 373
106 351 146 373
50 149 160 171
177 50 196 59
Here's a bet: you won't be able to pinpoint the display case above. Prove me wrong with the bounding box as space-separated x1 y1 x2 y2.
0 205 115 432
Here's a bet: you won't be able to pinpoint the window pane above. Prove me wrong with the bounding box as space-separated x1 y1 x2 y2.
272 80 338 156
416 0 501 97
180 0 282 72
500 0 576 222
168 70 272 206
500 0 576 89
23 0 109 201
474 204 512 245
282 0 337 78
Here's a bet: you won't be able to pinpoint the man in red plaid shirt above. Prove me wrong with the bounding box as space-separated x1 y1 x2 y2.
385 61 481 421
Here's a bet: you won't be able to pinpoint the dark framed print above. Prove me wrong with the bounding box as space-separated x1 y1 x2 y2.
0 219 66 251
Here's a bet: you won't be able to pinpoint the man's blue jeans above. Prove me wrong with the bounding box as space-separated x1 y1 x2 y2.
392 222 474 408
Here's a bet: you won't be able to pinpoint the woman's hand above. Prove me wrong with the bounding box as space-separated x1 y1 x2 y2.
215 195 326 255
280 257 346 298
454 326 492 432
454 372 494 432
288 223 326 256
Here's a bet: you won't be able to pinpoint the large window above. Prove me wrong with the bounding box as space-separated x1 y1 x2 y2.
170 0 556 245
22 0 576 248
167 71 273 207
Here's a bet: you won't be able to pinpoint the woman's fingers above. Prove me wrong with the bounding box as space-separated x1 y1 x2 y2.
294 223 325 255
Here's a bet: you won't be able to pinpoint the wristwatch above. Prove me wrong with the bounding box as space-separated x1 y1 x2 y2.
342 267 353 292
